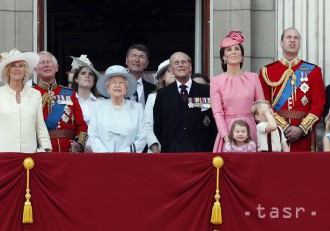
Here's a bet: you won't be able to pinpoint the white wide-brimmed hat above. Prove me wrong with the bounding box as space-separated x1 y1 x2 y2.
96 65 137 98
155 59 170 80
70 55 101 78
0 48 39 81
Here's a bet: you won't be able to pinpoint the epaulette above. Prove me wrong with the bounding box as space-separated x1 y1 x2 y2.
264 60 280 68
301 60 318 68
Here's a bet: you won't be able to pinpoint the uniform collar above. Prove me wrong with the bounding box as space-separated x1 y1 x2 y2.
37 79 58 91
280 56 300 68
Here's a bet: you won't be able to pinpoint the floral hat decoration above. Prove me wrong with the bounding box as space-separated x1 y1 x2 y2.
220 31 246 48
0 48 39 81
70 54 101 78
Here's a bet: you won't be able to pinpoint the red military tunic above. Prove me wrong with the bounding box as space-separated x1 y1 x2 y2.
259 58 325 151
34 81 88 152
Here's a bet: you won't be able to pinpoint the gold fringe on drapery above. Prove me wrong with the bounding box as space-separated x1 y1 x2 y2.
23 157 34 223
211 156 224 225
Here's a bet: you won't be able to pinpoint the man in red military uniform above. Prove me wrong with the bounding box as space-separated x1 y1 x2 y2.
259 28 325 151
34 51 88 152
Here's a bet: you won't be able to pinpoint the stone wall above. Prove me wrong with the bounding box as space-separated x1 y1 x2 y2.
0 0 34 52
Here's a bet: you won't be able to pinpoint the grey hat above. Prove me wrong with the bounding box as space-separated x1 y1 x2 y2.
155 59 170 80
96 65 137 98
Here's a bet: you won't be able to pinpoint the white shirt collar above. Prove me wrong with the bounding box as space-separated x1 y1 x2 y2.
76 92 97 101
176 78 192 94
136 77 143 85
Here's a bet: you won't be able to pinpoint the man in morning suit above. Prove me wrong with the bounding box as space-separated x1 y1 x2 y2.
259 28 325 151
126 44 156 107
153 52 216 152
34 51 88 152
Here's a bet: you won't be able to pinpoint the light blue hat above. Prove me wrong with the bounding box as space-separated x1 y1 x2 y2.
96 65 137 98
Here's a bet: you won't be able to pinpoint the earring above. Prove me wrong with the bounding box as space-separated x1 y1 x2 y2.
224 60 227 64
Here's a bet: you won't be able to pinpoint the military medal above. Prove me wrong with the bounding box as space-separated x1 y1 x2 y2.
65 95 73 105
301 95 308 106
64 105 71 115
303 71 308 82
57 95 64 104
62 114 69 123
188 98 194 108
300 71 304 82
194 97 201 108
300 82 309 94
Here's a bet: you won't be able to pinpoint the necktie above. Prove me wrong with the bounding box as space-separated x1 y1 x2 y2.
133 91 139 102
179 85 188 103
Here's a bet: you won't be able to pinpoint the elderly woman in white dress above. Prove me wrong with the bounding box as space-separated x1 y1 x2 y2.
144 59 175 152
0 49 52 152
88 65 146 152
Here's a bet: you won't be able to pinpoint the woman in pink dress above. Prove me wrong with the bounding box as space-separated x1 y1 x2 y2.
210 31 265 152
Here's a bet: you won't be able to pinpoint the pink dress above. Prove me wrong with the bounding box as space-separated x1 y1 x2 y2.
210 71 265 152
225 140 256 152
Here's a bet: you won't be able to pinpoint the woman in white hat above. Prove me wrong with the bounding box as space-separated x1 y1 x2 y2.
144 59 175 153
0 49 52 152
88 65 146 152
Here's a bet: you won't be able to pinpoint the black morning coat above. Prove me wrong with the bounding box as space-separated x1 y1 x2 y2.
153 81 216 153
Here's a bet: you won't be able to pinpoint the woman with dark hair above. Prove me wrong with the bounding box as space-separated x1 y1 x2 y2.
210 31 264 152
70 55 101 125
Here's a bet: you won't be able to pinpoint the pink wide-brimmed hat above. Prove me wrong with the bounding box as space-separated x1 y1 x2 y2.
220 31 246 48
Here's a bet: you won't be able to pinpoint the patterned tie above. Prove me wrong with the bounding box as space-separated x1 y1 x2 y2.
179 85 188 103
133 91 139 102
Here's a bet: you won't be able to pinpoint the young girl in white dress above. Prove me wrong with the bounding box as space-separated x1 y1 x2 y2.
225 120 256 152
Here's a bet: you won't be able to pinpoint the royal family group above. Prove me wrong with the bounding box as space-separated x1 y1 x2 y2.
0 27 329 153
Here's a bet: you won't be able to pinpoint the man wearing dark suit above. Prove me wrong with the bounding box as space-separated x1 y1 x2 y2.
126 44 156 107
153 52 216 153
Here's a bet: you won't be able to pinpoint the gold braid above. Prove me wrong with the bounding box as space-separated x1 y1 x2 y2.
262 67 296 108
42 93 51 109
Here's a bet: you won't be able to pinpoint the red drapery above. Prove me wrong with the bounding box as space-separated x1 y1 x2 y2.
0 153 330 231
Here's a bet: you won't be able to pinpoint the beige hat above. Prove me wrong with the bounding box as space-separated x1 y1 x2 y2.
0 48 39 81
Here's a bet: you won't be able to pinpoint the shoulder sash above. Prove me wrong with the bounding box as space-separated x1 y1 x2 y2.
274 62 315 110
45 88 73 130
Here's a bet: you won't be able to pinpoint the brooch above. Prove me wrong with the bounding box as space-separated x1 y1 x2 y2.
203 115 211 127
300 82 309 94
301 95 308 106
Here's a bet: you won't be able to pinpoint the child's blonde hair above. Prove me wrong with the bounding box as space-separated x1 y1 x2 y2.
251 99 271 117
228 120 252 145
